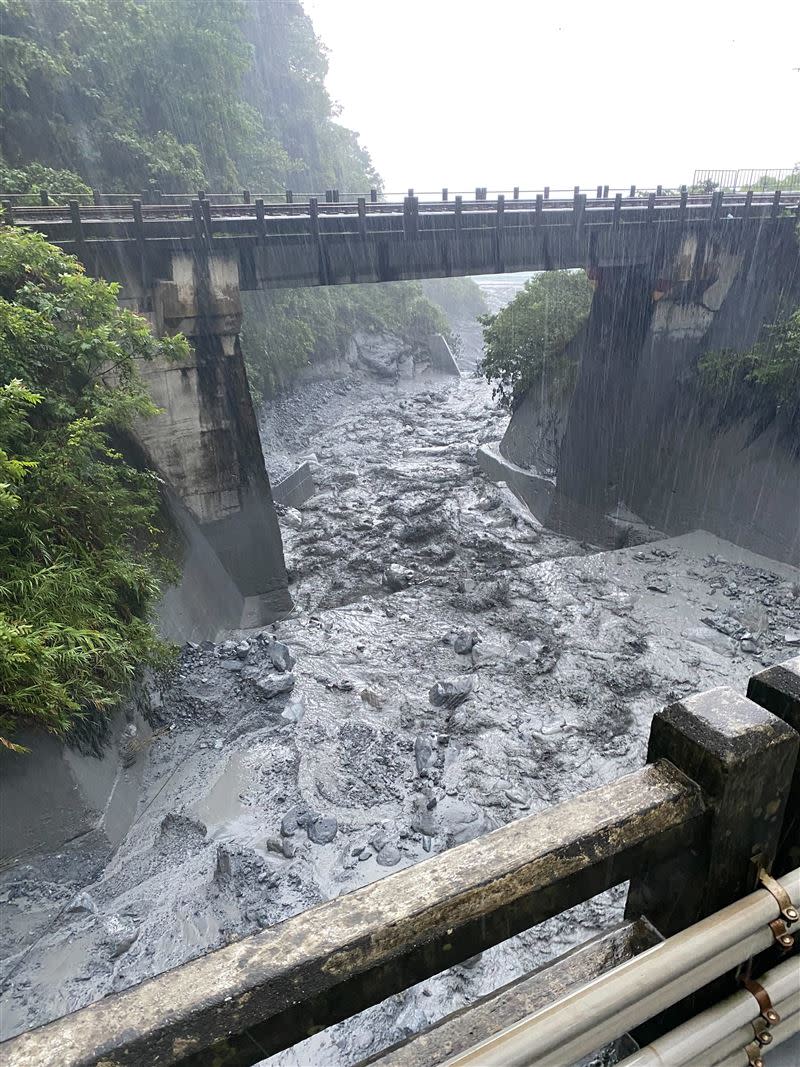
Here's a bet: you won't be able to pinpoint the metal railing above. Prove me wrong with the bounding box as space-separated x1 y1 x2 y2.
2 656 798 1067
693 168 800 192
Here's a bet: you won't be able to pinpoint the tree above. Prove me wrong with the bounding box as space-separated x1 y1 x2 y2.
0 228 187 750
697 305 800 449
242 282 453 401
0 0 378 194
479 271 594 408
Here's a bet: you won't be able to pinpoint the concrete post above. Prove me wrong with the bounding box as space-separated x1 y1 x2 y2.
625 686 797 1043
747 657 800 874
626 687 798 935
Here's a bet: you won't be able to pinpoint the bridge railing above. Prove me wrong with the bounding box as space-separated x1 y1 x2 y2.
0 180 782 208
3 189 799 254
2 657 798 1067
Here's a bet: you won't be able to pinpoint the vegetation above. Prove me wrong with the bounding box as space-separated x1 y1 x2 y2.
479 271 594 408
0 0 379 193
0 228 185 750
420 277 488 321
242 283 453 400
697 305 800 449
0 159 91 204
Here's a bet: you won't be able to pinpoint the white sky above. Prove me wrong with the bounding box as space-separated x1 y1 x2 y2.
303 0 799 194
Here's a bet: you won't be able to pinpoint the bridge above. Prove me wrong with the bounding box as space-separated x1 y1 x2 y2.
3 657 799 1066
3 188 798 290
3 188 798 630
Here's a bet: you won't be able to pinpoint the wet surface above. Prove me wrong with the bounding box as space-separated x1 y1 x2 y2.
1 278 798 1063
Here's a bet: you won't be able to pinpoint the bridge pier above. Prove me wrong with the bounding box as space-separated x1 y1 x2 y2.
128 251 291 629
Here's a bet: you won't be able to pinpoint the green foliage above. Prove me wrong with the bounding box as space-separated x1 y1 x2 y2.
420 277 488 320
0 158 91 204
479 271 594 407
0 228 186 749
697 306 800 445
0 0 378 194
242 283 453 400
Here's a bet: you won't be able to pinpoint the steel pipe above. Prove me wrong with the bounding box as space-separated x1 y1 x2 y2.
705 1002 800 1067
710 1008 800 1067
622 954 800 1066
444 868 800 1067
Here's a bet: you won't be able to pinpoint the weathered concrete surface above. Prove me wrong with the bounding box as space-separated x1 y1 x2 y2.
0 762 703 1067
272 457 319 509
127 251 292 628
0 708 150 863
425 333 461 377
747 655 800 874
476 442 555 520
154 491 245 644
501 225 800 563
627 686 799 935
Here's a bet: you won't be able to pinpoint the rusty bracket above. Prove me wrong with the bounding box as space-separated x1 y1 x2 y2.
757 869 798 950
751 1017 775 1047
759 870 800 924
744 1039 765 1067
742 977 781 1026
767 917 795 950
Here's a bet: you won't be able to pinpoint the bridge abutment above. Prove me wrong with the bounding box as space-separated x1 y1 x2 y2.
129 251 291 629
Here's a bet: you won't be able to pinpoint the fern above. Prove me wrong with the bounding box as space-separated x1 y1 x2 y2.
0 229 184 750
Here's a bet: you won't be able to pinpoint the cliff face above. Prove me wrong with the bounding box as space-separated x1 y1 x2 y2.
501 227 800 564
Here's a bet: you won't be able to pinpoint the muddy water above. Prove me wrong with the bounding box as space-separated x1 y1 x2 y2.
1 277 799 1063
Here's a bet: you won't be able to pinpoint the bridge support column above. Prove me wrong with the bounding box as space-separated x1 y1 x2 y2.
132 252 291 628
549 265 655 538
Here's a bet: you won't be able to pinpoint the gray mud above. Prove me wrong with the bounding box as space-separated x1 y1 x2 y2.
1 277 799 1063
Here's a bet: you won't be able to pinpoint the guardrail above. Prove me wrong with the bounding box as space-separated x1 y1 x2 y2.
2 656 798 1067
2 190 798 254
0 183 680 206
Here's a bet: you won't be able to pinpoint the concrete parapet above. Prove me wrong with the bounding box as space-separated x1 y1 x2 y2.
425 333 461 376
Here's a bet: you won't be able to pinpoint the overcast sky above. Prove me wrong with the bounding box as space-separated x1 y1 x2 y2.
303 0 799 195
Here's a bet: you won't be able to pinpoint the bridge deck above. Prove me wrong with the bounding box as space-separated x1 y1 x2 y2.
3 190 798 290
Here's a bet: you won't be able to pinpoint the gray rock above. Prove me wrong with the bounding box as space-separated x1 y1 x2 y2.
740 636 760 654
219 640 239 658
281 695 305 723
103 915 138 959
370 829 389 851
282 507 303 530
383 564 413 592
454 630 479 655
66 891 97 915
785 630 800 646
645 574 670 594
255 671 296 698
282 838 297 859
414 733 433 777
219 658 244 672
213 739 224 751
307 815 338 845
376 843 402 867
235 640 251 659
429 676 473 708
267 640 296 673
281 808 302 837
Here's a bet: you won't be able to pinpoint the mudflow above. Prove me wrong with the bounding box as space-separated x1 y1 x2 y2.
1 276 799 1066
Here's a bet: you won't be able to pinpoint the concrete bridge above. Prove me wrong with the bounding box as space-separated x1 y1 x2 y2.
4 189 799 627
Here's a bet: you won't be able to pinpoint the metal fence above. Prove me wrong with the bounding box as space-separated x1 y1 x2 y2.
693 168 800 191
